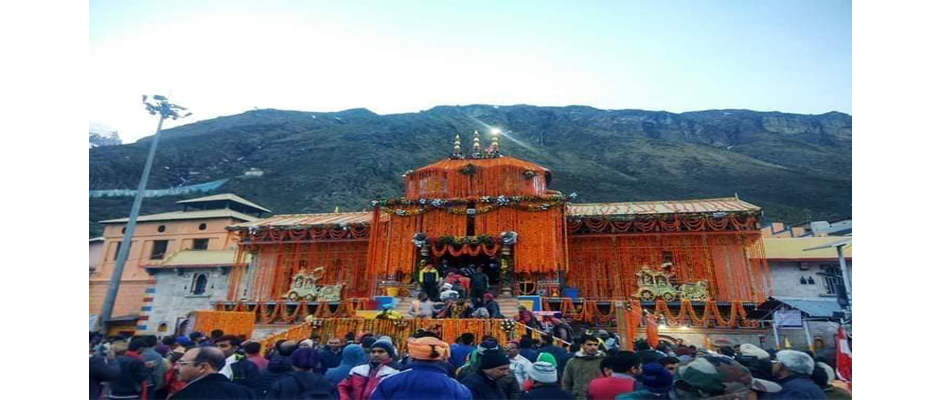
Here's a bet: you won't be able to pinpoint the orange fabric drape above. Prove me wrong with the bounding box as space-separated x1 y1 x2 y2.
404 157 551 199
645 312 660 347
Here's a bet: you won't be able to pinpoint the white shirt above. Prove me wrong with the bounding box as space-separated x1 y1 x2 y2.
509 354 533 385
220 354 237 379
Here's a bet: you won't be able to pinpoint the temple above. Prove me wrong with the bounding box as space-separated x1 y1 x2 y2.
206 130 773 347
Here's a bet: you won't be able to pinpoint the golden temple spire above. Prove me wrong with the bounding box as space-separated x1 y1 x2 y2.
472 130 482 153
453 133 462 156
489 129 500 154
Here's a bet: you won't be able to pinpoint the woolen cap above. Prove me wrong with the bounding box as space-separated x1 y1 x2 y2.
479 350 510 370
527 361 557 383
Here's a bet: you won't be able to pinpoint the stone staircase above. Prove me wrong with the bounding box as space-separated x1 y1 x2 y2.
393 293 519 318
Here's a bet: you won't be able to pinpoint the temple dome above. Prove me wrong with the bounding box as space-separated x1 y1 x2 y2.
404 156 553 199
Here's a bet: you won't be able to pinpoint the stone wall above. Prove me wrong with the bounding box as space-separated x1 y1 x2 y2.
771 260 852 298
137 268 230 335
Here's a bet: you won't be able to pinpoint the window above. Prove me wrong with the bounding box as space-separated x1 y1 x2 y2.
158 225 166 233
192 239 209 250
807 277 815 285
198 223 207 231
191 274 208 295
822 265 845 295
150 240 168 260
113 242 122 261
800 277 807 285
158 323 168 333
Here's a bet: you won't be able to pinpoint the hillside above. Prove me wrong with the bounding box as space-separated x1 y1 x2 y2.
89 105 851 237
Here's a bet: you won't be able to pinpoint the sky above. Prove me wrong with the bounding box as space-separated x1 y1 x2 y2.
89 0 851 142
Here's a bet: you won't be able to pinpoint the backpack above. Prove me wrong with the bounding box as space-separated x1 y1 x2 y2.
290 373 335 400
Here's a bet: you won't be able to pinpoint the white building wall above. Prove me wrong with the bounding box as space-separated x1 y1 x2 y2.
140 268 231 336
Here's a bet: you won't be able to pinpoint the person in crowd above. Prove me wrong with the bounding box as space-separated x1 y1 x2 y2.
259 340 298 396
657 357 678 375
470 298 491 318
157 336 176 358
451 333 477 368
338 340 402 400
615 362 673 400
208 330 225 345
810 361 851 400
460 350 513 400
461 264 477 280
537 334 569 376
547 314 574 344
141 335 168 397
168 347 256 400
587 352 641 400
371 336 472 400
561 335 605 400
519 362 572 400
376 303 404 320
634 341 662 365
470 266 490 300
326 342 368 385
673 355 781 399
507 341 533 386
310 335 322 350
189 332 207 347
91 349 121 400
319 338 345 373
299 339 315 349
515 306 542 333
216 335 262 395
109 339 150 400
734 343 775 382
412 292 438 318
243 342 269 372
441 259 461 277
419 262 442 301
773 350 826 399
483 293 503 318
456 341 521 399
441 283 461 301
265 347 336 399
517 338 538 363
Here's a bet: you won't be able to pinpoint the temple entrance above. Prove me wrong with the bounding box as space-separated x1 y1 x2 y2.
432 253 504 295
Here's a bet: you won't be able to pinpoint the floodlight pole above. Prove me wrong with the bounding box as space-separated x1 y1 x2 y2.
98 96 189 334
835 244 851 314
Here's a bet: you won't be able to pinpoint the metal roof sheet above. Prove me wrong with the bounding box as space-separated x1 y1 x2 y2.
772 297 844 318
567 197 761 216
176 193 272 213
144 249 250 269
763 237 852 260
100 209 259 224
228 212 373 229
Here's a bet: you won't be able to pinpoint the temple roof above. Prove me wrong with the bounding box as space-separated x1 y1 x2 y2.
177 193 272 214
100 209 259 224
763 237 853 261
415 156 553 183
143 249 249 269
228 212 372 230
567 197 760 216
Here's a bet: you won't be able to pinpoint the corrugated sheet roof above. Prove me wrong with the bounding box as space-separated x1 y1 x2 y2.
763 237 852 260
773 297 844 318
177 193 272 213
146 249 248 268
567 197 761 216
100 209 259 224
229 212 373 229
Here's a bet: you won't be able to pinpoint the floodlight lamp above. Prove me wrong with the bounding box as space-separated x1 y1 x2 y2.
490 128 502 135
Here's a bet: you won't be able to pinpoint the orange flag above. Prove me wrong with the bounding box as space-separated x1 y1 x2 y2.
646 313 659 348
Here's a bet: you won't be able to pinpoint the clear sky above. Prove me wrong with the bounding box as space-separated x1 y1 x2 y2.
89 0 851 142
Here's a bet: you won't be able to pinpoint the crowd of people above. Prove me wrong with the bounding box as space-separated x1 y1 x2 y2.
90 326 850 400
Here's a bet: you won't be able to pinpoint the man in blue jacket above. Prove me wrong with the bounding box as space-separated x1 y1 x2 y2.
371 336 471 400
773 350 826 399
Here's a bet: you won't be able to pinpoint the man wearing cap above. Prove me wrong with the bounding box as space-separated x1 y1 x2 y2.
562 335 605 400
734 343 775 382
520 361 573 400
339 340 402 400
673 355 781 399
441 283 461 301
773 350 826 399
371 336 472 400
460 350 513 399
615 362 673 400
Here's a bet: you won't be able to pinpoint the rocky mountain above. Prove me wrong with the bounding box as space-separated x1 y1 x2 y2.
89 131 122 148
89 105 851 237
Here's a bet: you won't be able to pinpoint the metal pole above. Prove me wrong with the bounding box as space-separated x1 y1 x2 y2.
97 96 189 334
802 316 814 352
772 320 780 348
97 116 165 334
836 245 851 313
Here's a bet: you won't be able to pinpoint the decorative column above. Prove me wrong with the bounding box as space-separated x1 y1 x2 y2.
500 231 518 296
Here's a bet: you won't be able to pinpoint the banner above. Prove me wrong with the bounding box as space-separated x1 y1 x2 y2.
773 309 803 328
835 325 852 388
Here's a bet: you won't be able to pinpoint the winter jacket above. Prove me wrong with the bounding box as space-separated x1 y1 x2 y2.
326 345 368 385
774 375 826 400
110 353 150 398
90 355 121 400
338 361 401 400
224 353 262 395
142 348 167 390
509 355 533 386
259 355 295 396
552 323 575 345
460 369 507 400
265 370 336 399
370 360 472 400
587 375 637 400
520 383 575 400
319 348 345 373
457 361 521 399
450 344 475 367
484 301 503 318
168 373 257 400
561 351 606 400
518 349 538 364
419 268 441 284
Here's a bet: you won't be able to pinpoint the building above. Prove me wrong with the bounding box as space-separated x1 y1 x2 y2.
761 218 852 238
90 237 105 277
89 193 269 335
757 237 852 352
